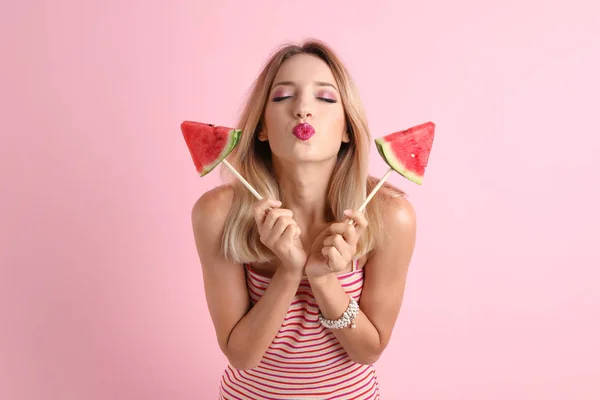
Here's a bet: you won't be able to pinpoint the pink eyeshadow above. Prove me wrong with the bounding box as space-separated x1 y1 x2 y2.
272 89 291 97
318 91 336 100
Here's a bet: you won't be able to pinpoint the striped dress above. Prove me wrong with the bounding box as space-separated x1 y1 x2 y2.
218 260 380 399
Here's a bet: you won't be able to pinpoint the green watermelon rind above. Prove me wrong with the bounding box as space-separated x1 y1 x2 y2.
199 128 242 176
375 138 424 185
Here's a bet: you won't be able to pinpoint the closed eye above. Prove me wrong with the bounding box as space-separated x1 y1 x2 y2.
318 97 337 103
272 96 337 103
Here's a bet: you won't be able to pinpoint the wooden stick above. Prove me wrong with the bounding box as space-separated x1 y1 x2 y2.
348 167 394 224
222 159 263 200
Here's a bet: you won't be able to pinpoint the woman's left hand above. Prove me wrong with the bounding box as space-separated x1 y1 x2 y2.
305 209 369 279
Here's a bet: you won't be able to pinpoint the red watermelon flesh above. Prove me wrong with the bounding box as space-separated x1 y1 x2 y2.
181 121 241 176
374 122 435 185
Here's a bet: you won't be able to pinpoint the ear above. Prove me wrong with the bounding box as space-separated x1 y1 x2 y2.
258 130 268 142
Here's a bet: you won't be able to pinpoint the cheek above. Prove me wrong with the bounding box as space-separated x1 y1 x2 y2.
262 106 288 149
263 104 286 129
263 104 274 125
262 108 278 134
323 107 347 135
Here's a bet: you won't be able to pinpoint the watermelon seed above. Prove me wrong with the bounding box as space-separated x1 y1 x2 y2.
410 153 415 157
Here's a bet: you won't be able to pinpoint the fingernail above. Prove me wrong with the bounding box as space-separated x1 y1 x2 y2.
343 209 351 216
273 200 282 206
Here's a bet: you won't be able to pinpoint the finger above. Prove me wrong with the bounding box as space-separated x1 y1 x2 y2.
328 222 347 235
332 234 353 261
294 225 302 239
271 216 296 241
344 223 358 247
343 209 368 236
322 234 336 246
263 208 294 231
281 223 298 243
322 245 343 271
253 198 281 224
328 222 357 247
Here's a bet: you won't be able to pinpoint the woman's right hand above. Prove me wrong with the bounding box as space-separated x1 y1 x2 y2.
253 198 307 276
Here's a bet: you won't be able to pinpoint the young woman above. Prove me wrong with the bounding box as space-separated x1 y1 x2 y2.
192 39 417 399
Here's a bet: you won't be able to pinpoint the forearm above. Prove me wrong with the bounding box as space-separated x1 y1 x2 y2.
226 269 302 369
309 274 382 365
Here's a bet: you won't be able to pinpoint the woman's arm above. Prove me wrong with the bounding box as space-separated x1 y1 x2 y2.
192 186 303 370
307 196 417 365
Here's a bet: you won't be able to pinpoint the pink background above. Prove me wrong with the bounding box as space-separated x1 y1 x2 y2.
1 1 599 399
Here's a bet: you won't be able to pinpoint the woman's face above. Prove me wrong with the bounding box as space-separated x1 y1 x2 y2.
261 53 349 164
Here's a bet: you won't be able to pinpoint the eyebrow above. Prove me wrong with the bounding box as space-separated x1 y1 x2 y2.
272 80 339 92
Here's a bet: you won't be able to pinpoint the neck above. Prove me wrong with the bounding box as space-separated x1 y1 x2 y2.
273 157 337 228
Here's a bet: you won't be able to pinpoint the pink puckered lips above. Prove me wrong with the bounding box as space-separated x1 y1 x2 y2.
292 123 315 140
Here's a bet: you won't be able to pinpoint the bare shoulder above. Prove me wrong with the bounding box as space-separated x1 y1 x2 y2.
190 184 236 268
378 190 417 241
191 184 235 232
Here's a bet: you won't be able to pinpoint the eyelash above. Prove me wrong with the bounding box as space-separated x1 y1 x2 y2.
272 96 337 103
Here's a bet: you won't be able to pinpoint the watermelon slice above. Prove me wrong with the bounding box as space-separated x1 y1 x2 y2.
374 122 435 185
181 121 242 176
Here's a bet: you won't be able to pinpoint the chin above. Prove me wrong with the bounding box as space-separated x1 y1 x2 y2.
270 137 341 162
276 150 339 166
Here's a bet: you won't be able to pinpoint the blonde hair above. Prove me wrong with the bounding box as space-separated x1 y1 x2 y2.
220 39 404 264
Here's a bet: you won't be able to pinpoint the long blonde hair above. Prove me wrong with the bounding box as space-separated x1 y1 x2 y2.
220 39 404 263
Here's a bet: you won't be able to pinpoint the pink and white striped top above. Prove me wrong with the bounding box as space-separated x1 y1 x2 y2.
218 261 380 399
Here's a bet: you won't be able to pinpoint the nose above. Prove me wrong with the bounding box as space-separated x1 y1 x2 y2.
294 92 313 120
295 109 312 120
